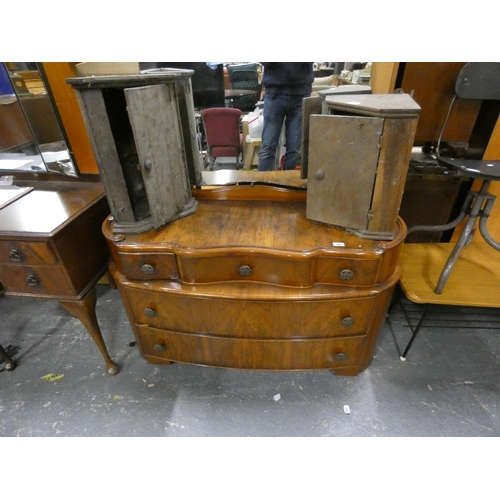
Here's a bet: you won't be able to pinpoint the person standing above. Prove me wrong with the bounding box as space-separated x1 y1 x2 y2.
257 62 314 171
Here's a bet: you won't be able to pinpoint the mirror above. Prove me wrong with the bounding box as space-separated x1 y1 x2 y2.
0 62 78 177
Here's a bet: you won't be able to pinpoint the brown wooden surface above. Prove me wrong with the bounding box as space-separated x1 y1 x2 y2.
399 241 500 307
0 180 118 374
399 62 481 143
107 195 404 375
41 63 100 174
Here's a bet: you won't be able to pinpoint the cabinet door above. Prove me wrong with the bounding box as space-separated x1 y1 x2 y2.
124 84 192 229
306 115 383 230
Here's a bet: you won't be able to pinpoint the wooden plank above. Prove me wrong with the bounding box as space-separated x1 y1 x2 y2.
368 116 418 234
174 78 203 185
301 96 322 179
399 241 500 307
306 115 382 230
75 89 135 222
370 62 399 94
124 84 193 229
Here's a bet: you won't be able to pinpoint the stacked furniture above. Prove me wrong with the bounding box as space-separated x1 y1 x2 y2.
71 71 420 376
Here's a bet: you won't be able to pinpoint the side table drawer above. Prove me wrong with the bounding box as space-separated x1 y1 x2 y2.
0 264 73 295
137 325 367 371
117 252 179 280
179 254 312 286
0 241 58 266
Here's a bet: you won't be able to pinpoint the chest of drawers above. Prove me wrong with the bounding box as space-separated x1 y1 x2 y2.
105 189 405 376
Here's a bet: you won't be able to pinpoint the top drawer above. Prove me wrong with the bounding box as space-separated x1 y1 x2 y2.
0 240 58 266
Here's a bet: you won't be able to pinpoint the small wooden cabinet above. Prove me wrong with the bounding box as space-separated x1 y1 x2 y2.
0 179 119 375
104 188 405 376
67 71 202 234
306 93 420 240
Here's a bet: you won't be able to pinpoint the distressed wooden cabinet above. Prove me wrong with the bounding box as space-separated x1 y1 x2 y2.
306 93 420 240
104 187 406 376
67 70 202 234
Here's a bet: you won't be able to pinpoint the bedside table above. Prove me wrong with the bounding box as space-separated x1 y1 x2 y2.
0 180 119 375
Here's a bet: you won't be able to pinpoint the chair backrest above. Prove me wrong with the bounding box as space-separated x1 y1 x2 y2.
231 70 259 90
455 62 500 100
437 62 500 157
227 63 258 82
201 107 241 149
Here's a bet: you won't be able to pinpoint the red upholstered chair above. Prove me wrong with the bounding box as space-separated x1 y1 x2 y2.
201 107 243 170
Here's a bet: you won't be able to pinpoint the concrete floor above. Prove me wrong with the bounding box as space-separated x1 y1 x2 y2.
1 282 499 438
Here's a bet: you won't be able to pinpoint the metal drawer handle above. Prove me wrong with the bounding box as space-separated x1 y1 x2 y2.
144 307 157 318
141 264 156 275
153 343 166 352
335 352 347 362
341 317 354 327
239 265 253 276
9 247 22 261
26 273 40 286
339 269 354 280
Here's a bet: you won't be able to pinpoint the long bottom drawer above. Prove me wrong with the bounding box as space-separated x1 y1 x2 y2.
136 324 368 375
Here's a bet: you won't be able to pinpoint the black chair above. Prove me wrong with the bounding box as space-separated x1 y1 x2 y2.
227 64 260 112
407 62 500 295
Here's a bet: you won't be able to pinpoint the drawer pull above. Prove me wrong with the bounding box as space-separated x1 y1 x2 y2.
339 269 354 280
341 316 354 327
239 265 253 276
9 248 22 262
26 273 40 286
335 352 347 362
144 307 157 318
153 343 166 352
141 264 156 275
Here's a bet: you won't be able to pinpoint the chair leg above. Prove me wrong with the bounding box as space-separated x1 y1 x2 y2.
434 185 488 294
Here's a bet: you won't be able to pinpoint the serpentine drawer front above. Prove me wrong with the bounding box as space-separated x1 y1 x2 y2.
104 200 406 288
137 325 367 371
121 280 383 338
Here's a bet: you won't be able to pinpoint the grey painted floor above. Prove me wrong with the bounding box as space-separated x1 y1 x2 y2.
1 283 499 438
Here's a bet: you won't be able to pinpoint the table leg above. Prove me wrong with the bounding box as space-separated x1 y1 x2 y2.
60 287 120 375
0 343 16 371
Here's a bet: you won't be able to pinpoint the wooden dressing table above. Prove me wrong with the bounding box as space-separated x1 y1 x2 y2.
0 178 119 375
105 181 405 375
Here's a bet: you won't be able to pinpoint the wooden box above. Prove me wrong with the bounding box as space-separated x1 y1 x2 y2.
67 70 202 234
306 93 420 240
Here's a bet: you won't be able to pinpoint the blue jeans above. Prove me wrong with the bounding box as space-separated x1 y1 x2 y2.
257 93 308 171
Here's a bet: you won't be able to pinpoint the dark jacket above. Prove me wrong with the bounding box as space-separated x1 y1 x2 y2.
261 62 314 95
